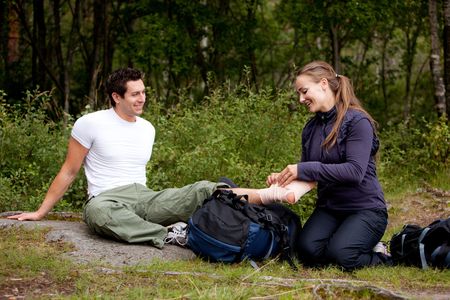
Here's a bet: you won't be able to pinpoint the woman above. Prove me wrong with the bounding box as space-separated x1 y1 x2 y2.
274 61 390 270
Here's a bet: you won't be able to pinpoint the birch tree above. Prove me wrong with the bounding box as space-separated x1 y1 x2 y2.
429 0 446 116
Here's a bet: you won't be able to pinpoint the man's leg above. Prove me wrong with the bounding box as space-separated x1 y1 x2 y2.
83 184 168 248
137 180 221 226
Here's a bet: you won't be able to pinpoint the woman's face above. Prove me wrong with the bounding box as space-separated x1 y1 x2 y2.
294 75 335 113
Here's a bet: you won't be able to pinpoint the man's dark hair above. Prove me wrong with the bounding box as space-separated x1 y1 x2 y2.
105 68 144 107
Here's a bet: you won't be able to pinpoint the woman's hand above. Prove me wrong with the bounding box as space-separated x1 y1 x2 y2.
277 164 298 187
266 173 280 186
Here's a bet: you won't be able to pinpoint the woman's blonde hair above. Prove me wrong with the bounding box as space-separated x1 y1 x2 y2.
296 61 377 149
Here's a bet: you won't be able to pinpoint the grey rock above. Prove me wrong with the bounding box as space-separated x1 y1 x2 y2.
0 212 195 267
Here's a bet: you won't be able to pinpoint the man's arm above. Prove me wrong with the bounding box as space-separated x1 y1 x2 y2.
8 137 89 221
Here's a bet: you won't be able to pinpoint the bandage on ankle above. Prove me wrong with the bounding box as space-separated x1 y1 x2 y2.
257 181 316 205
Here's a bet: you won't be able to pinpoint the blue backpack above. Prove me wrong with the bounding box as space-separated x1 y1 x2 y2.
186 190 301 268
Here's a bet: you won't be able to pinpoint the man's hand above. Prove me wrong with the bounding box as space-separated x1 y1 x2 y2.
7 211 45 221
277 164 298 187
266 172 280 186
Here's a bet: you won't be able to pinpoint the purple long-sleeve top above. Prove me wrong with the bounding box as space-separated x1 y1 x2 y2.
297 107 386 211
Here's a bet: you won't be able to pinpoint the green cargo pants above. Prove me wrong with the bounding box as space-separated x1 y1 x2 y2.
83 180 222 248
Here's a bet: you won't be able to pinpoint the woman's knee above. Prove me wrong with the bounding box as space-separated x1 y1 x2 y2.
326 243 360 270
296 234 325 260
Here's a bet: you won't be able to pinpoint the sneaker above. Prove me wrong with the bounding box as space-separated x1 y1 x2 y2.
218 176 239 188
164 222 188 247
373 242 389 256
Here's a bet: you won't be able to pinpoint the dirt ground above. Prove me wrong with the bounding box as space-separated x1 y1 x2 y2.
386 187 450 232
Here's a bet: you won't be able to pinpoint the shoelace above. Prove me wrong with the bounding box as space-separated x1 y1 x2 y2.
164 227 187 246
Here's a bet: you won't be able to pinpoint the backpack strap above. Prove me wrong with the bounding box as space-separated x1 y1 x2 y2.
204 190 226 204
431 243 450 268
215 192 299 269
418 227 431 269
257 211 298 270
400 234 406 256
211 189 248 208
262 231 276 260
243 204 298 270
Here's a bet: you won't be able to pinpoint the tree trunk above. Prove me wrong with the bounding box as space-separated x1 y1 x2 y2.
185 15 210 97
211 0 230 85
11 1 63 95
381 37 389 111
443 0 450 117
403 24 421 121
354 35 371 90
53 0 66 108
52 0 79 120
33 0 47 89
246 0 258 91
429 0 446 116
102 2 113 106
0 1 6 84
329 24 341 74
403 40 412 121
87 0 107 109
5 3 20 65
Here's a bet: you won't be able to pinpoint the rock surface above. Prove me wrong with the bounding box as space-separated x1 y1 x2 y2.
0 212 195 267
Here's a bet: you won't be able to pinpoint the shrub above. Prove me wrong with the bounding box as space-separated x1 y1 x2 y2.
0 89 86 212
378 115 450 195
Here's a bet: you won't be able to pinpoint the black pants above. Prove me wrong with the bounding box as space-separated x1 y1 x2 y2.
296 207 391 270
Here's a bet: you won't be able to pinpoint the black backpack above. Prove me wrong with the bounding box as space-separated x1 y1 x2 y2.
389 218 450 269
186 190 301 268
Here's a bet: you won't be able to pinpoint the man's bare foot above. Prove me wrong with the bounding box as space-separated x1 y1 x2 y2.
285 191 296 204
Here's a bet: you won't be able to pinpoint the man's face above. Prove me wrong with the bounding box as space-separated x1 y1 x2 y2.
113 79 146 121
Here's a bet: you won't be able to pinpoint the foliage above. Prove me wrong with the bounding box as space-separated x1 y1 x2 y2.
0 85 448 222
0 89 86 212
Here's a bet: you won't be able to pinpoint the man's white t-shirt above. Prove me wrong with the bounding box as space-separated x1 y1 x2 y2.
71 108 155 198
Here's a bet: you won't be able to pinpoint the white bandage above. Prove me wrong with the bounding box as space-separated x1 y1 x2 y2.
257 181 316 204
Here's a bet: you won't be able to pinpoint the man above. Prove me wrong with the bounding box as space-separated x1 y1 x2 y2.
8 68 222 248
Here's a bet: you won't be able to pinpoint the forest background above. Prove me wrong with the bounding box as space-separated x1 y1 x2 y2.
0 0 449 219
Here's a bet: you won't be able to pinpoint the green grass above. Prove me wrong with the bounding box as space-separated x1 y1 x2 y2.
1 226 449 299
426 167 450 191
